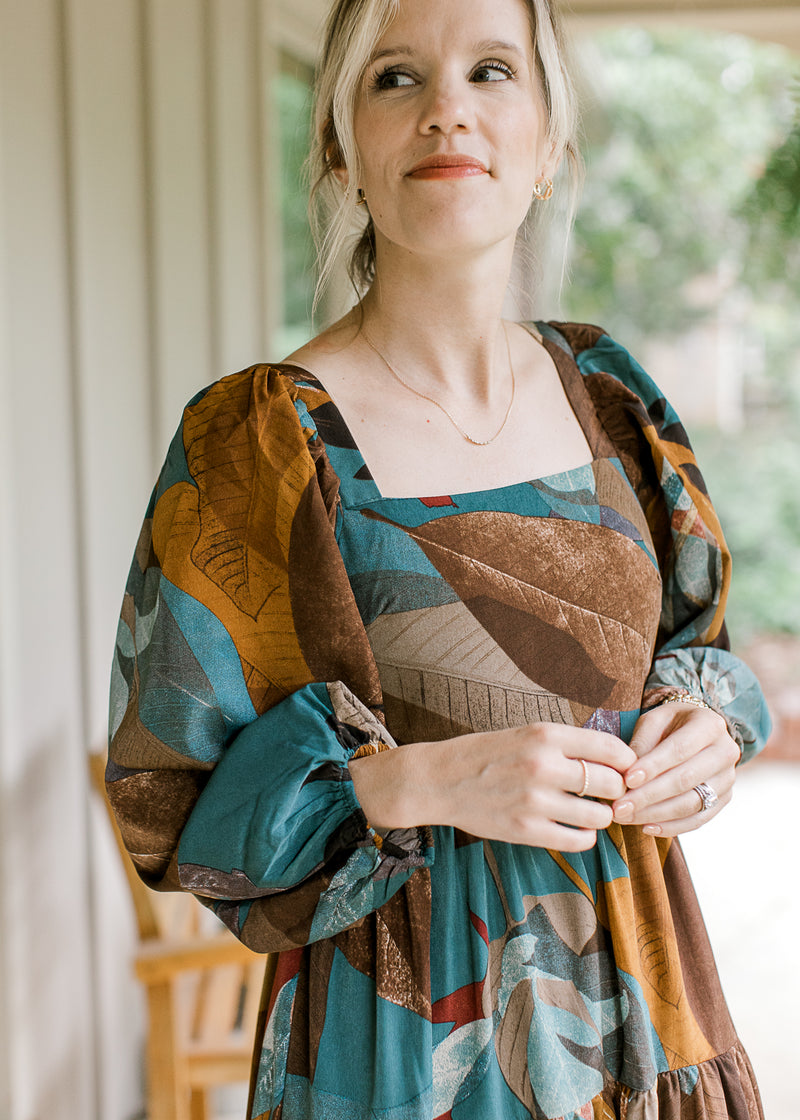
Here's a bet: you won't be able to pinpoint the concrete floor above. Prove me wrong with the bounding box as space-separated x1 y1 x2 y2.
682 761 800 1120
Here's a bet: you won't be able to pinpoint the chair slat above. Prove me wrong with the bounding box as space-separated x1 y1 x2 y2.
90 752 270 1120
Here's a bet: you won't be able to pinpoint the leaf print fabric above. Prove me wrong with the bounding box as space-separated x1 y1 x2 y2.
108 323 770 1119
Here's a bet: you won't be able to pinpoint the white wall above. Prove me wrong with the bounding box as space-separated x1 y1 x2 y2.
0 1 321 1118
0 3 96 1117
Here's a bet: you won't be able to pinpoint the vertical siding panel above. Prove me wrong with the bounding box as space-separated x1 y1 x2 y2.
0 61 17 1118
63 0 152 1116
64 0 153 764
259 0 284 352
0 0 94 1116
208 0 269 372
145 0 213 454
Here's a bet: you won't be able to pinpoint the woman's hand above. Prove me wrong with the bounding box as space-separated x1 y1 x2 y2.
350 723 637 852
612 702 740 836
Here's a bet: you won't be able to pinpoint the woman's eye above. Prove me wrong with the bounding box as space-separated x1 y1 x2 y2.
472 61 515 83
374 69 416 91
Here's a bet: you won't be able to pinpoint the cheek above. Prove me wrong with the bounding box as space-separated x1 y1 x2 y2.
353 105 398 186
352 107 377 187
515 95 551 168
505 128 544 193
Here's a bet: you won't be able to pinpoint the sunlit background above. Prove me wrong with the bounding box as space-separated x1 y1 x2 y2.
1 2 798 1119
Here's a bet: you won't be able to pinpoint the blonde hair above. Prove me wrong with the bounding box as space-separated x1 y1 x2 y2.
308 0 582 312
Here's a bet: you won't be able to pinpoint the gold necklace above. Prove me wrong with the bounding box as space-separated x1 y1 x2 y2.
361 323 516 446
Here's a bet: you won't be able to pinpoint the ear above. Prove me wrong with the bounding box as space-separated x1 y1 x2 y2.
323 126 349 185
326 146 351 191
538 138 562 183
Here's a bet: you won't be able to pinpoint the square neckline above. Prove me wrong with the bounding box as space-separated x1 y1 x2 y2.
281 321 610 503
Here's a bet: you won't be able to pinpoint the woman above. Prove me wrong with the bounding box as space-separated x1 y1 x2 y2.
108 0 771 1116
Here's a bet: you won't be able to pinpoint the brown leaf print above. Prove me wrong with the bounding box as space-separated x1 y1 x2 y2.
367 601 581 741
362 508 661 711
336 875 432 1018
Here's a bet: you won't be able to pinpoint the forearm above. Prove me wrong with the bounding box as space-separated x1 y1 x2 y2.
350 723 638 851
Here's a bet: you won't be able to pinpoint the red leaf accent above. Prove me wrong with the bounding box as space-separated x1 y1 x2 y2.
431 911 488 1033
470 911 489 945
419 495 456 507
432 979 486 1034
266 947 303 1017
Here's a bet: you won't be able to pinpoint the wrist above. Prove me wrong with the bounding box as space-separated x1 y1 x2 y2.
651 687 743 763
349 740 436 830
654 688 714 713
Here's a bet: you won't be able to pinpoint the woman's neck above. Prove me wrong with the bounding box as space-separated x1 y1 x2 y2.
356 240 516 404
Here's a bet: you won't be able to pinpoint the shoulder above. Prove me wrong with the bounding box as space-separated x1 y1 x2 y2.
181 362 330 434
161 364 338 476
152 363 337 510
540 320 684 435
542 321 657 400
541 321 725 546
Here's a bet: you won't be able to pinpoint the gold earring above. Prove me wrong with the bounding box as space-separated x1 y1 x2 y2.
357 188 367 206
532 178 554 201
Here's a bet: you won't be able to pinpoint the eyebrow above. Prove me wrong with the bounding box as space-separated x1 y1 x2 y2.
368 40 527 64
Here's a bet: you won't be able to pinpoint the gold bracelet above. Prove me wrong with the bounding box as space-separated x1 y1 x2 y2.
656 689 713 712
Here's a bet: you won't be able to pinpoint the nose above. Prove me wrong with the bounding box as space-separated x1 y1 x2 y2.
418 73 474 135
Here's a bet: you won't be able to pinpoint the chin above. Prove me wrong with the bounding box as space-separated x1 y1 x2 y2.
382 211 524 261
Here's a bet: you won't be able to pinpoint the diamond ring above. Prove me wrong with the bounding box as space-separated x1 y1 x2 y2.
693 782 718 813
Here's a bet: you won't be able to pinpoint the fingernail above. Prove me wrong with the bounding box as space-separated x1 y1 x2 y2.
626 769 646 789
614 801 633 822
643 824 662 836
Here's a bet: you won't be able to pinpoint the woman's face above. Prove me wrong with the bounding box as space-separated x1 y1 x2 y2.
352 0 553 268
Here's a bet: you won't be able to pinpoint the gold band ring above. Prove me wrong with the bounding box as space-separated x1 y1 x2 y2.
577 759 590 798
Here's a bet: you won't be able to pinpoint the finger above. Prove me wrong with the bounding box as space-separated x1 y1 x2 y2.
560 731 637 774
615 764 734 826
623 740 733 810
534 825 600 853
629 705 677 758
568 758 627 802
551 791 614 831
519 811 613 851
624 716 734 791
634 773 730 824
641 786 733 838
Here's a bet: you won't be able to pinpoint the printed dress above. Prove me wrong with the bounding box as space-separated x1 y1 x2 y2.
108 322 771 1119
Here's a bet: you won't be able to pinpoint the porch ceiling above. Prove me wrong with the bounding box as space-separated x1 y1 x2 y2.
562 0 800 51
295 1 800 53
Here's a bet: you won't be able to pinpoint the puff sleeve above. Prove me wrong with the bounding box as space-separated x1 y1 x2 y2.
108 366 433 953
570 327 771 763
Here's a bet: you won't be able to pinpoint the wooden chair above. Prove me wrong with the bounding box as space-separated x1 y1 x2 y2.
89 753 269 1120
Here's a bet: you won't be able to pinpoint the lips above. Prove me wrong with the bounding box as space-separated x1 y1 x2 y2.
407 154 488 180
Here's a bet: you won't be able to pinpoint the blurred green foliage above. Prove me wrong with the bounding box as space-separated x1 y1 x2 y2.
276 62 315 354
565 29 795 347
741 87 800 290
563 29 800 640
692 424 800 638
